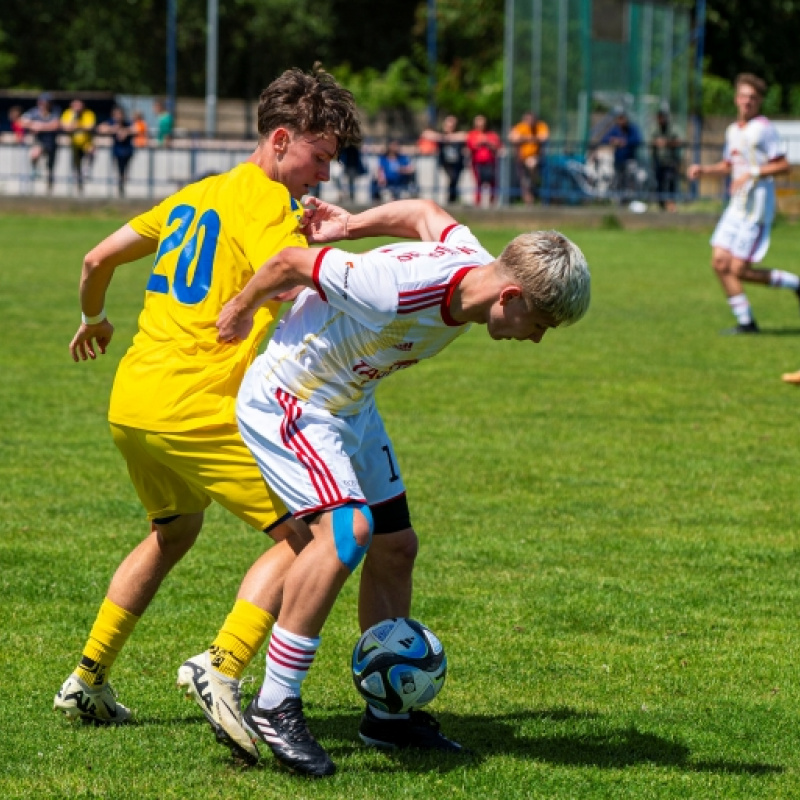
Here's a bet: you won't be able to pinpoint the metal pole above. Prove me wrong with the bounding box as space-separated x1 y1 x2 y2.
166 0 177 118
531 0 542 114
206 0 219 138
427 0 437 129
500 0 515 206
691 0 706 198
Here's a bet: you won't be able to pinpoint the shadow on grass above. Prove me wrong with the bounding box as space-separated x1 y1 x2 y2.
310 706 783 777
125 705 783 778
752 327 800 337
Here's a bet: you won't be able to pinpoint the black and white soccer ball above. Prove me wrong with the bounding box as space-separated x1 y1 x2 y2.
351 617 447 714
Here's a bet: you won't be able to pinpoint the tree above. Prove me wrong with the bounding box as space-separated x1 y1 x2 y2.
703 0 800 114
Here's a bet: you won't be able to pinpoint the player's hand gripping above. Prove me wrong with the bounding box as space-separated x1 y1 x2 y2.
301 196 351 244
216 297 254 344
69 319 115 362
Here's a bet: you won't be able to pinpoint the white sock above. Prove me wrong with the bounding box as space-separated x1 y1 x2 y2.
727 294 753 325
256 624 320 710
769 270 800 290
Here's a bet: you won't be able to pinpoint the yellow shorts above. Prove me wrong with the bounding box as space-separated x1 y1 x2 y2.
109 422 289 532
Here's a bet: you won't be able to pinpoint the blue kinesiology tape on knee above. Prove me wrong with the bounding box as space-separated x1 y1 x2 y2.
331 503 374 571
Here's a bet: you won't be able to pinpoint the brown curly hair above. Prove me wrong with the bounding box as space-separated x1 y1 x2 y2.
257 63 362 152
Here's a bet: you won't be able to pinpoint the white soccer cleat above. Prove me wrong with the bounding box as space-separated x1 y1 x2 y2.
177 651 260 765
54 673 131 724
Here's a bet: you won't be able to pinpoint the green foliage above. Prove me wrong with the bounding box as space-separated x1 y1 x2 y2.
333 58 427 118
701 73 734 116
0 24 16 86
5 213 800 798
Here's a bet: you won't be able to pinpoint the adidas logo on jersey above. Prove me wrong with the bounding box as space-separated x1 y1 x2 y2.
393 342 414 351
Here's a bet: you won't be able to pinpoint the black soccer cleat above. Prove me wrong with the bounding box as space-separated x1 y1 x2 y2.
358 705 465 752
720 320 760 335
242 695 335 777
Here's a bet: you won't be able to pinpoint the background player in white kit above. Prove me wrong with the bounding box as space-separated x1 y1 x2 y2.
687 73 798 334
205 198 591 776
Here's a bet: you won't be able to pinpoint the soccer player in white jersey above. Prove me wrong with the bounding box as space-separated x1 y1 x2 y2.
200 198 591 776
687 73 798 334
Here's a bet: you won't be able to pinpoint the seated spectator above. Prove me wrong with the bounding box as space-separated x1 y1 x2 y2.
371 140 417 201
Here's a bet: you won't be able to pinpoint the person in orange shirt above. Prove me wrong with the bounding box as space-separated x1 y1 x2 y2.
132 112 149 148
508 111 549 204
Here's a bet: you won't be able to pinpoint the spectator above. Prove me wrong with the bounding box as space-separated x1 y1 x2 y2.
61 99 97 194
155 99 173 146
600 108 643 202
508 110 549 204
20 93 61 193
97 105 136 197
337 142 366 202
371 140 416 201
465 114 501 206
8 105 25 143
132 111 149 149
651 106 682 211
420 114 468 205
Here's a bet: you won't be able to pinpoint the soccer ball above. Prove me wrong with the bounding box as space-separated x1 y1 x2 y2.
351 617 447 714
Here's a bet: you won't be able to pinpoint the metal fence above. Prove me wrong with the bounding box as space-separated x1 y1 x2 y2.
1 132 799 211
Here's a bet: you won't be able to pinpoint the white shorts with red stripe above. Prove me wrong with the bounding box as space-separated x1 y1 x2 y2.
237 367 405 517
711 205 772 263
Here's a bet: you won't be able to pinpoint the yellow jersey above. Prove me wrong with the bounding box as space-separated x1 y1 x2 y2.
61 108 96 151
109 162 306 432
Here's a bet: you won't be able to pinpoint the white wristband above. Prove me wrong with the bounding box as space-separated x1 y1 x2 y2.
81 309 106 325
750 165 761 178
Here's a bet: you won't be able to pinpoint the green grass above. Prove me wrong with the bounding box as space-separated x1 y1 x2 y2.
2 213 800 798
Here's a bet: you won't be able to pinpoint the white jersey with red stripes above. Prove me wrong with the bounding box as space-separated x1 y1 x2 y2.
251 223 494 416
723 116 784 222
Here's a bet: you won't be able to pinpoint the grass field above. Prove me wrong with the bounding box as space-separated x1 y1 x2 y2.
2 212 800 799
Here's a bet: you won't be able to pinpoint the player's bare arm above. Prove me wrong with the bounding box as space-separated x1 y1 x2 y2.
217 247 318 343
69 225 157 362
304 197 458 245
687 160 731 181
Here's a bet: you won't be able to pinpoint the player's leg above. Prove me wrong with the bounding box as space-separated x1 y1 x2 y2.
356 521 464 752
710 211 760 333
54 425 212 723
241 508 371 776
71 147 83 192
729 223 800 304
45 145 57 192
156 424 306 763
352 418 463 753
236 385 373 775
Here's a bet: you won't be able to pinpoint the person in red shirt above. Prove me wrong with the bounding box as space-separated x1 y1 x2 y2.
465 114 501 205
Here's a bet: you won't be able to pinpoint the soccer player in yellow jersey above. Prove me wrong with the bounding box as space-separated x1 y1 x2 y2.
53 66 361 763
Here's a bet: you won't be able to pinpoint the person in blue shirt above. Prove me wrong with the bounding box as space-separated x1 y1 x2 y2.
371 140 416 201
601 109 643 201
97 106 136 197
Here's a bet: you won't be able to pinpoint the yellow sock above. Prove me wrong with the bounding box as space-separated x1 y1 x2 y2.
75 598 140 687
209 599 275 679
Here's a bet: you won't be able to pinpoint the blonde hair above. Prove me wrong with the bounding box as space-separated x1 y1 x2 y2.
497 230 591 325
